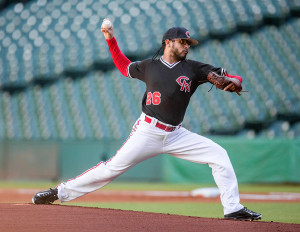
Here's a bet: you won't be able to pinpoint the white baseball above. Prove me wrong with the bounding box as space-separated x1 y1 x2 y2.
102 19 112 29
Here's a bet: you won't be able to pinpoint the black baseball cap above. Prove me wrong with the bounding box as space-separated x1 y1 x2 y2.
162 27 198 46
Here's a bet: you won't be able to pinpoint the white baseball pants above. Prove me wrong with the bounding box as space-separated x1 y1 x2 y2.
57 113 244 214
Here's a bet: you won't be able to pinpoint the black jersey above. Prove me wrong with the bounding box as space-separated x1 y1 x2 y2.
128 57 225 126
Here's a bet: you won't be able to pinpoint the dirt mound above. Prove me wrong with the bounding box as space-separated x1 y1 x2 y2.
1 203 299 232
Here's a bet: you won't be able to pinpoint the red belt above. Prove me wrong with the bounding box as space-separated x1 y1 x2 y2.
144 116 178 132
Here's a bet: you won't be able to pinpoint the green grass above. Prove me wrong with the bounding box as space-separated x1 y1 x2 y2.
0 181 60 189
65 202 300 224
1 181 300 224
238 184 300 193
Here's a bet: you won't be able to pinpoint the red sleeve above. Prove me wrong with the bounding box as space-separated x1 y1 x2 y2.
106 37 131 77
226 74 243 84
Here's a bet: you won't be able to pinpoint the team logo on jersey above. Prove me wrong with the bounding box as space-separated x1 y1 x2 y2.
176 76 191 92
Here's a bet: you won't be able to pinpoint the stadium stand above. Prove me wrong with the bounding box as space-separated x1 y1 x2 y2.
0 0 300 140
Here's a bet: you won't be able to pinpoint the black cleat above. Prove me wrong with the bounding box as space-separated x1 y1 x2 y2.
224 207 262 221
32 188 58 204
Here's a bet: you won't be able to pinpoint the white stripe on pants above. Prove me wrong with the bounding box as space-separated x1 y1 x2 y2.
57 113 243 214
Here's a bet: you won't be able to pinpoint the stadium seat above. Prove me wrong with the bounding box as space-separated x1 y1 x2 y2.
290 122 300 138
1 0 300 140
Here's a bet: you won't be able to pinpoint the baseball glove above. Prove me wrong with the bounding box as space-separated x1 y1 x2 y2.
207 72 243 96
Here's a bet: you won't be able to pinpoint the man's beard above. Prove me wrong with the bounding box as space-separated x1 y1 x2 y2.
172 46 188 61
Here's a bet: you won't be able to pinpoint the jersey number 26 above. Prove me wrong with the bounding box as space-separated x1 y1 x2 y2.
146 91 161 105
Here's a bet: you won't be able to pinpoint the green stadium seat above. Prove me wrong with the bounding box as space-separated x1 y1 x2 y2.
290 122 300 138
257 120 292 138
1 0 300 139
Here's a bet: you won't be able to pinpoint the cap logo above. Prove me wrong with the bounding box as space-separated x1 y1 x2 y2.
186 31 190 38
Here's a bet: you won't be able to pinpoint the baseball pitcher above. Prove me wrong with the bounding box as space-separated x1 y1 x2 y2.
32 19 261 221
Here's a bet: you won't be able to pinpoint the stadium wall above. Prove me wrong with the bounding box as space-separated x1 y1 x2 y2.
0 138 299 183
163 137 300 184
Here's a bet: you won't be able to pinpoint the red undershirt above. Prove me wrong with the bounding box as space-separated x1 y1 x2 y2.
106 37 131 77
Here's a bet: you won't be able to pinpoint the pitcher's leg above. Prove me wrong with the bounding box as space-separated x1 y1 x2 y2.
208 151 243 215
58 159 131 202
165 128 243 214
58 120 163 202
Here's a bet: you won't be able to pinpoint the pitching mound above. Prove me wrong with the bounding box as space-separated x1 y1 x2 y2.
1 203 299 232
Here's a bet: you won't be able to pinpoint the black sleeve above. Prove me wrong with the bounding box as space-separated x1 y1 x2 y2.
189 60 227 82
199 63 227 79
210 66 227 76
127 59 150 82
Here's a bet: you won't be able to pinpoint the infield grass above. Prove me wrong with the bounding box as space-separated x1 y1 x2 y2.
65 201 300 224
